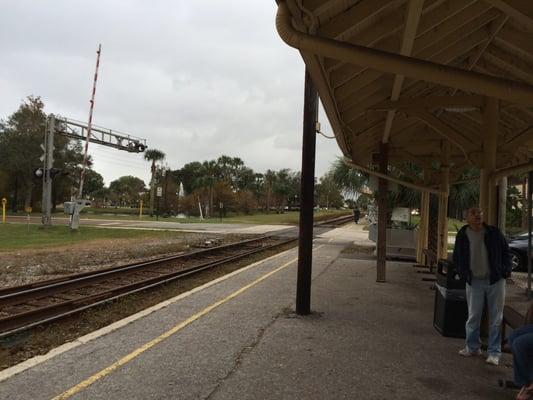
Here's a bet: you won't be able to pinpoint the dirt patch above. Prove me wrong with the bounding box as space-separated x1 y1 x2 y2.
0 233 247 288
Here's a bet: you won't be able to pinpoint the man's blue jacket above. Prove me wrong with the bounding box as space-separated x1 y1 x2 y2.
452 223 511 285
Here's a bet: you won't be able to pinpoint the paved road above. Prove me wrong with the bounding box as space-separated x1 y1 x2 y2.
5 215 294 235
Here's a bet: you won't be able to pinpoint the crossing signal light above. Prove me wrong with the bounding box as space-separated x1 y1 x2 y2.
34 167 44 178
33 168 66 179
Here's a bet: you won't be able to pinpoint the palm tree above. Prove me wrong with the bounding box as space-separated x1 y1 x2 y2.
331 157 368 199
144 149 165 216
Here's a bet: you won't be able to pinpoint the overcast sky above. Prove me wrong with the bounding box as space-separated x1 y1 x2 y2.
0 0 340 186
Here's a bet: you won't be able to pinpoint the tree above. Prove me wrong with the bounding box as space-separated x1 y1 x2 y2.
143 149 165 215
316 172 343 208
197 160 219 217
0 96 89 212
0 96 47 210
331 157 368 199
263 169 276 212
83 169 105 198
108 176 146 207
175 162 202 195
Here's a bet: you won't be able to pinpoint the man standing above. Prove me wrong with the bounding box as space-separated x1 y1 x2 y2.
452 207 511 366
353 207 360 224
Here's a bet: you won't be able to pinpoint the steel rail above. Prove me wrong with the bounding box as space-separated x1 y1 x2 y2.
0 235 273 298
0 237 296 338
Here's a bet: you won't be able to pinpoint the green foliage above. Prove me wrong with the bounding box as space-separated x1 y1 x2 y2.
448 168 479 219
0 96 88 211
316 172 344 208
0 96 46 209
108 175 146 206
330 157 368 197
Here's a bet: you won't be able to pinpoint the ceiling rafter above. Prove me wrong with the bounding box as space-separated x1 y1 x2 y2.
282 0 533 173
409 110 478 153
301 0 338 15
328 0 484 83
338 31 489 124
382 0 426 143
318 0 396 40
333 10 496 100
482 0 533 32
495 25 533 60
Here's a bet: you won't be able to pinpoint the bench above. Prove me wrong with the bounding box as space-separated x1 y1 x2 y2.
502 305 525 351
498 305 526 390
503 305 524 331
414 249 438 274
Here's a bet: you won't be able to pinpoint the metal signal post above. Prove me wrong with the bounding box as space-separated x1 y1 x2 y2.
41 115 55 227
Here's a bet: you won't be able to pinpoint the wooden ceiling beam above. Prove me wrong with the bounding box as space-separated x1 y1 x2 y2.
369 95 484 110
334 14 493 100
503 125 533 152
409 110 478 152
382 0 426 143
439 112 483 143
318 0 396 40
496 26 533 59
483 49 533 85
482 0 533 32
413 3 495 54
301 0 338 14
337 34 487 125
328 0 486 83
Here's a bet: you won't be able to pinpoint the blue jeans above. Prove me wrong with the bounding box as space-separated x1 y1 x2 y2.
465 278 505 357
510 325 533 386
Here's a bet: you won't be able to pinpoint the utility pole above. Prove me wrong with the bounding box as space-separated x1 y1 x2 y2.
41 115 55 227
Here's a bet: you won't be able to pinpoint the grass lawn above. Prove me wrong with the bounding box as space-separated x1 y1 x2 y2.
0 224 188 252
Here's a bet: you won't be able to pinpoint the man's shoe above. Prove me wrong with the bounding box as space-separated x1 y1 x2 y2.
459 348 482 357
485 355 500 366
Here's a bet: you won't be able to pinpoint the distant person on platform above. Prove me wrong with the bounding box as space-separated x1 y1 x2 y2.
453 207 511 366
353 207 360 224
511 303 533 400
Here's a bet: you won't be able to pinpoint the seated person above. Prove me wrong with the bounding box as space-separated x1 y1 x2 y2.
511 304 533 400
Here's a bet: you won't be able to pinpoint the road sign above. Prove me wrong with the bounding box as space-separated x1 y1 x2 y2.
156 187 163 197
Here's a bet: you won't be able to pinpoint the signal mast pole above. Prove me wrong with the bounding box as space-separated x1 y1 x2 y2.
78 44 101 198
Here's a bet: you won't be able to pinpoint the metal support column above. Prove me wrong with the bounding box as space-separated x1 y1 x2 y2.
416 191 430 265
377 142 389 282
295 67 318 315
526 171 533 299
437 141 450 260
42 114 55 227
482 97 499 225
498 177 507 235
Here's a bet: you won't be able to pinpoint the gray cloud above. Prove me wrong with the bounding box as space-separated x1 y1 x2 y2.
0 0 340 186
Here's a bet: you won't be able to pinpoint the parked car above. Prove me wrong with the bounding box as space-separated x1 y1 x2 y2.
508 232 533 272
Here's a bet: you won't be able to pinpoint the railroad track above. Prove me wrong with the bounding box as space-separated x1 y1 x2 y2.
0 236 296 338
0 214 355 338
314 214 354 227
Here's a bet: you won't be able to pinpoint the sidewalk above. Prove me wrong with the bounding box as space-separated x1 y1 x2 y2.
0 225 517 399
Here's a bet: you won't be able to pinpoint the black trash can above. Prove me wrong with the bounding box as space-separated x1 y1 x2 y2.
433 260 468 338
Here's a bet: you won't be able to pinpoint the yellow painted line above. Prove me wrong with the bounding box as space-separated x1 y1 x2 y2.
51 245 324 400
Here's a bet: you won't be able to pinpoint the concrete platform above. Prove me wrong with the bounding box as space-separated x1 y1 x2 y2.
0 225 517 399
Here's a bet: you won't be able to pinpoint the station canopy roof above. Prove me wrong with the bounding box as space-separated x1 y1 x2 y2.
276 0 533 185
